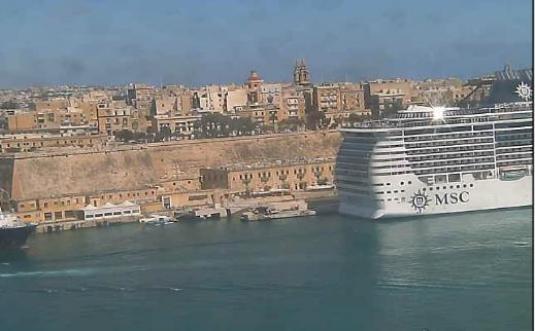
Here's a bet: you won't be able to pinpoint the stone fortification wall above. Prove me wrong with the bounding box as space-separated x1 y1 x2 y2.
2 131 341 201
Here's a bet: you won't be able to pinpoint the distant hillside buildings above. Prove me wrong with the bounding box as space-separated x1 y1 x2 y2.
0 62 526 153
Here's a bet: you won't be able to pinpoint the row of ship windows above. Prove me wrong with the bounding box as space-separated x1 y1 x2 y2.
410 157 496 169
497 160 532 166
405 138 495 149
376 190 405 194
419 183 473 192
371 159 496 172
495 121 533 129
496 152 532 160
367 165 496 177
363 120 523 140
346 136 529 153
340 183 475 200
412 164 495 175
406 144 496 155
394 115 531 131
407 151 494 162
338 146 529 164
495 141 533 148
404 131 493 142
495 146 533 154
338 163 499 177
404 125 478 135
495 134 532 142
342 142 529 161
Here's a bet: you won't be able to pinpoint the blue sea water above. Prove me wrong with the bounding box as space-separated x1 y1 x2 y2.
0 208 532 331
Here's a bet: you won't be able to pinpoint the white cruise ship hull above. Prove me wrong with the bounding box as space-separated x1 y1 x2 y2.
338 173 532 219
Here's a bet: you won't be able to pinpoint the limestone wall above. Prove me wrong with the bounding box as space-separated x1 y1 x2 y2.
2 131 341 201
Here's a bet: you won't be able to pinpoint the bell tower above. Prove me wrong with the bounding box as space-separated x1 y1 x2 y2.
293 59 310 86
246 70 263 105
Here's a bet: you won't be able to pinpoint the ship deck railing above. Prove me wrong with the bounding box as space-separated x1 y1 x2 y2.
342 113 532 130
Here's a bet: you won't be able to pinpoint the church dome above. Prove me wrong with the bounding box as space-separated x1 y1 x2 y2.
248 70 262 82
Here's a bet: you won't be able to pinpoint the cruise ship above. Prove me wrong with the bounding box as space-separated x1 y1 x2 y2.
335 70 533 219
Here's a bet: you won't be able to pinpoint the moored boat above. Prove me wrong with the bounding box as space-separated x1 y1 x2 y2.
139 214 175 225
0 208 37 249
240 200 316 221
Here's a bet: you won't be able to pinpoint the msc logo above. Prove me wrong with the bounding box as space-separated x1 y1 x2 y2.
435 191 469 205
410 190 429 213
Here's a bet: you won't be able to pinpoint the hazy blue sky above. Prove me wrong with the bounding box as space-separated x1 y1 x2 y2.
0 0 531 88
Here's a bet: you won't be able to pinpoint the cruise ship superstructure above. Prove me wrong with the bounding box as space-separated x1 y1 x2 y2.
336 76 533 219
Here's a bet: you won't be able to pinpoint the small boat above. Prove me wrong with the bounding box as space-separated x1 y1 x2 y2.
240 201 316 221
175 205 228 221
139 214 175 225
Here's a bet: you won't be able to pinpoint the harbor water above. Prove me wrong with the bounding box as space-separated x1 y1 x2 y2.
0 208 532 331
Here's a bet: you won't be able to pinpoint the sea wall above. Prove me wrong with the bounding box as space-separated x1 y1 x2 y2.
2 131 342 201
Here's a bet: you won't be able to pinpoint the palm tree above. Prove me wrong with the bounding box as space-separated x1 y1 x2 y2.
296 169 307 190
241 175 252 196
313 167 323 185
278 172 289 189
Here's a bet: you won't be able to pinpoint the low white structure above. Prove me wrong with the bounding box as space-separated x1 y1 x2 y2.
82 201 140 221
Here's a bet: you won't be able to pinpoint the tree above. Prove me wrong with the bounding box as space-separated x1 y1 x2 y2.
231 117 257 136
279 118 305 132
133 131 147 142
114 129 134 142
161 126 172 141
306 110 326 130
0 101 19 109
195 113 231 138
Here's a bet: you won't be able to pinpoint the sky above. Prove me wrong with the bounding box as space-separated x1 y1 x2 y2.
0 0 532 88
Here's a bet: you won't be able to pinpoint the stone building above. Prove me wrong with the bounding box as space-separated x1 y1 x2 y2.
339 83 368 114
153 96 177 116
6 102 99 133
11 174 202 224
225 87 248 113
31 99 69 112
151 114 201 138
6 112 35 132
200 158 335 194
364 78 414 117
313 83 341 114
0 133 106 153
126 83 156 110
96 103 140 135
279 84 306 121
198 85 227 112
